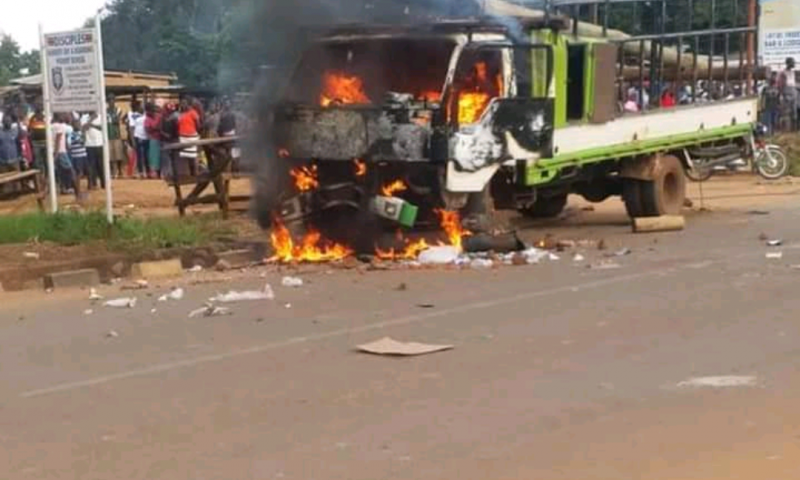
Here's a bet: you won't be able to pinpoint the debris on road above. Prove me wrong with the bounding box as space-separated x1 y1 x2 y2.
758 232 769 241
766 252 784 260
23 252 40 260
84 309 94 315
632 215 685 233
188 303 232 318
209 284 275 303
104 297 137 308
105 330 120 338
281 276 304 288
416 303 435 309
470 258 494 269
187 265 203 273
747 210 770 215
214 259 232 272
356 337 454 356
676 375 756 388
157 287 185 302
767 239 783 247
613 248 632 257
89 288 103 301
395 282 408 291
589 260 622 270
418 246 460 265
462 232 524 254
121 280 149 291
573 253 585 262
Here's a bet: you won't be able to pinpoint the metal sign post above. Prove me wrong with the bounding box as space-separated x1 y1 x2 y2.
38 24 57 213
94 16 114 224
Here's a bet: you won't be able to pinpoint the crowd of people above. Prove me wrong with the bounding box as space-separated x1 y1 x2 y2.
0 94 244 198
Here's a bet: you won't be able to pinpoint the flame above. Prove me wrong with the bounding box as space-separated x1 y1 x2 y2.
289 165 319 192
457 61 503 125
320 71 371 107
376 238 431 261
458 93 492 124
270 221 353 263
278 148 290 159
419 91 441 102
381 179 408 197
354 159 367 177
437 210 471 250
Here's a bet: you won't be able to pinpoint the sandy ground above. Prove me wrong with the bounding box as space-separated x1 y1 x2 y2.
1 174 800 478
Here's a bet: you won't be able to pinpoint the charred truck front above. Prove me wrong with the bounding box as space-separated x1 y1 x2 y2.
268 20 558 248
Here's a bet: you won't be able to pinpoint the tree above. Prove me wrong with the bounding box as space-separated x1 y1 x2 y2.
0 35 41 86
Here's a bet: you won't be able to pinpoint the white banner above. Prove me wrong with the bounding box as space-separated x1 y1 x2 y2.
759 0 800 69
43 29 101 113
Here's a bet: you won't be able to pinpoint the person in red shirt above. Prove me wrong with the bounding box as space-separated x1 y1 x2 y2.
178 98 201 177
661 88 676 108
144 103 162 179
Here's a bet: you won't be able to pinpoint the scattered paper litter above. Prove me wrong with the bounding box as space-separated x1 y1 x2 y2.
767 239 783 247
158 287 185 302
23 252 40 260
589 260 622 270
104 297 137 308
188 303 232 318
357 337 454 356
89 288 103 301
469 258 493 269
766 252 783 260
573 253 585 262
106 330 120 338
418 246 460 265
520 247 550 264
281 276 304 288
676 375 757 388
187 265 203 273
83 309 94 315
209 284 274 303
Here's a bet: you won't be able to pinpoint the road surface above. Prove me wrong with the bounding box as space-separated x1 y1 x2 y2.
2 188 800 479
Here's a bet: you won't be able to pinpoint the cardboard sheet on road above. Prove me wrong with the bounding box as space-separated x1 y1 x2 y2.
357 337 454 356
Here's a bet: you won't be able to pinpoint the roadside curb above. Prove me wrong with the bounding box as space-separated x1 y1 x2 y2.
0 242 268 292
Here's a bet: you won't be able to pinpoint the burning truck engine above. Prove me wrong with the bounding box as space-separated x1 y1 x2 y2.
262 20 557 261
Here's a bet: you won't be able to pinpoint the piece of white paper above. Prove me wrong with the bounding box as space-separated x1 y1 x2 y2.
357 337 454 356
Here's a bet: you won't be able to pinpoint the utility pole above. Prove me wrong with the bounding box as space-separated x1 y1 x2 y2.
746 0 756 95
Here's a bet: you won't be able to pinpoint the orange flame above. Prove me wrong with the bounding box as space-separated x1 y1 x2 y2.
419 90 441 102
381 179 408 197
354 159 367 177
376 238 431 261
437 210 471 250
320 71 371 107
270 221 353 263
457 61 502 125
289 165 319 192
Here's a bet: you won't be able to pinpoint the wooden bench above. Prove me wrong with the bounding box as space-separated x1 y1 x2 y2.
162 137 249 219
0 169 45 211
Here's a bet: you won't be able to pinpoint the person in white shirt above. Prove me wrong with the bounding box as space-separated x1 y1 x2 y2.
130 105 149 178
779 57 797 130
84 111 105 189
51 114 79 197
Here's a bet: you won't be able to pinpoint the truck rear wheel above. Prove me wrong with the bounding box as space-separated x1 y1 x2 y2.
519 194 568 219
639 155 686 216
623 180 645 218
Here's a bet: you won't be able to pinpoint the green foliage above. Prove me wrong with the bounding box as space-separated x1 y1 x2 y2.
0 35 41 86
0 212 232 251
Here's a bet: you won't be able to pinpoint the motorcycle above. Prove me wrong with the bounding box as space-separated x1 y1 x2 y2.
685 123 788 182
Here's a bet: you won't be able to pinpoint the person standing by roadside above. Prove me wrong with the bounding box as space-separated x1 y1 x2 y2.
144 103 162 179
217 97 241 173
84 111 105 189
52 114 79 197
68 120 89 189
132 104 149 178
0 114 20 174
159 103 180 180
779 57 798 131
762 72 781 135
28 108 47 171
107 95 125 178
178 98 201 177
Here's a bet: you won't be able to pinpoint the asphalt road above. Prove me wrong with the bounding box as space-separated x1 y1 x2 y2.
2 194 800 479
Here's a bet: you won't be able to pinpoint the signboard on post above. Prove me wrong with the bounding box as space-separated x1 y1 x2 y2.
43 29 101 113
759 0 800 69
39 20 114 223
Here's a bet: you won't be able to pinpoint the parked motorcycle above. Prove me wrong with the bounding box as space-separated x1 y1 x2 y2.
685 123 788 182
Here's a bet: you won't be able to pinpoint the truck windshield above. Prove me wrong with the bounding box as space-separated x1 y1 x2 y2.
286 39 456 107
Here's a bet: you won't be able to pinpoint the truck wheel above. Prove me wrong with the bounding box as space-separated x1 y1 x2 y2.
519 194 568 219
623 179 645 218
639 155 686 216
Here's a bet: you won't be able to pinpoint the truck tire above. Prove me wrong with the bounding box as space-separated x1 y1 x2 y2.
623 179 645 218
639 155 686 216
519 194 568 219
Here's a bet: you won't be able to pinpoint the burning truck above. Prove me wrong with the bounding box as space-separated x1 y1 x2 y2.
261 2 765 261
